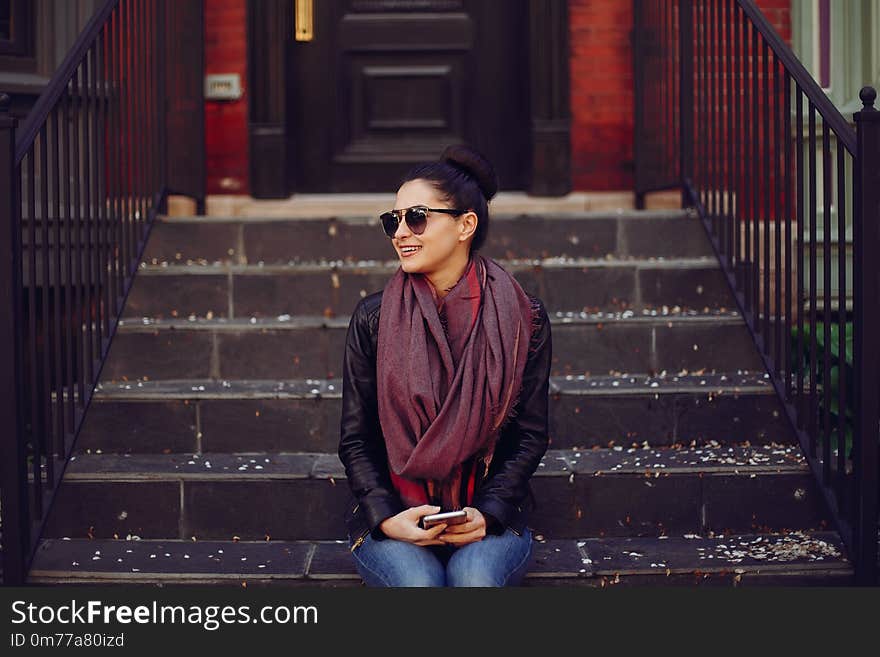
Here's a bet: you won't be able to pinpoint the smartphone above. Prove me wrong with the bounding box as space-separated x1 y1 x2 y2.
419 509 468 530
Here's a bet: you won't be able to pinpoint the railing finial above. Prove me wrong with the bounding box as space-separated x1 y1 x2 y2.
0 93 10 113
859 86 877 111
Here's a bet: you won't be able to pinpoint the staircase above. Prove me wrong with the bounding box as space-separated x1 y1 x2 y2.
27 207 854 586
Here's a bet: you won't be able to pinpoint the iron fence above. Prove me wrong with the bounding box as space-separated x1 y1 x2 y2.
634 0 879 585
0 0 168 585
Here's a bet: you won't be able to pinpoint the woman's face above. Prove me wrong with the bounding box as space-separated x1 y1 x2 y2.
391 178 474 274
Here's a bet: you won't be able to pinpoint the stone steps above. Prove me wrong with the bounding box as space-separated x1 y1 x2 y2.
75 372 793 453
138 210 711 265
24 210 715 287
33 207 841 586
41 446 830 542
28 531 853 587
123 257 732 318
101 309 763 381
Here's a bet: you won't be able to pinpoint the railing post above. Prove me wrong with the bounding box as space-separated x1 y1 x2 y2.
0 93 29 586
633 0 645 210
679 0 694 207
157 0 168 215
853 86 880 586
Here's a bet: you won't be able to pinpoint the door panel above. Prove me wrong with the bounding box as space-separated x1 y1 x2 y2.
289 0 527 192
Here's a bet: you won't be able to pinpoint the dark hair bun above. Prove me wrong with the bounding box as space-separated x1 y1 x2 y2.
441 144 499 201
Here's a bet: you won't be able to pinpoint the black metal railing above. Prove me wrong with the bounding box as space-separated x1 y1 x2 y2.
0 0 168 585
634 0 879 585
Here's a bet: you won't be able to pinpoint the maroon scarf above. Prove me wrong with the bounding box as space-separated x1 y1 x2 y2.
376 252 535 510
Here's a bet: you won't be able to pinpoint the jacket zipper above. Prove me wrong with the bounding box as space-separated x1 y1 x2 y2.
350 528 369 552
349 503 368 552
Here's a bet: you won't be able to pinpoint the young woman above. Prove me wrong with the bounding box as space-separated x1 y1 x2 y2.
338 144 552 587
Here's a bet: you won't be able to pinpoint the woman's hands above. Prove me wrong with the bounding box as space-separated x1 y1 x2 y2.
438 507 486 546
379 505 488 547
379 505 449 546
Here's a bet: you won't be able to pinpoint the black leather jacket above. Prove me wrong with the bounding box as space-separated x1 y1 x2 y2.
338 288 552 545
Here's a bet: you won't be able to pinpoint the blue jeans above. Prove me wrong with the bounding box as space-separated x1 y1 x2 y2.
348 526 533 587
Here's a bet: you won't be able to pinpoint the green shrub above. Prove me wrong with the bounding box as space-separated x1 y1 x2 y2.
790 322 853 460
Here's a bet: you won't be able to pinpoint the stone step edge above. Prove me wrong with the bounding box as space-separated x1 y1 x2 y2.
27 530 850 584
56 445 808 482
117 310 745 331
136 256 720 274
152 208 691 225
91 372 777 400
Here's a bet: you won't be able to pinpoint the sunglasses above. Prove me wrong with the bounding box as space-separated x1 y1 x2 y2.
379 206 467 238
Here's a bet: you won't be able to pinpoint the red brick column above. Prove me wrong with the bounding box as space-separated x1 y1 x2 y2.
205 0 250 195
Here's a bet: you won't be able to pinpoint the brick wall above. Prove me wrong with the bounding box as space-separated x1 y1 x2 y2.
205 0 249 195
757 0 792 42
